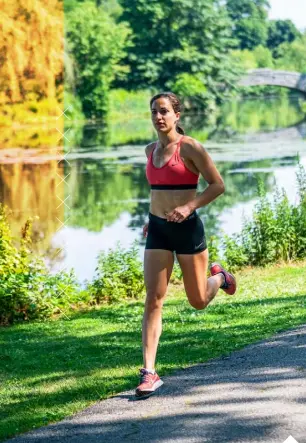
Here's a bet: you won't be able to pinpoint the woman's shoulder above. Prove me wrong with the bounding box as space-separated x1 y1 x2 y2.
145 141 157 159
180 135 204 154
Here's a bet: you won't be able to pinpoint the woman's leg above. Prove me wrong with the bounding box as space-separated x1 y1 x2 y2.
142 249 174 369
176 249 224 310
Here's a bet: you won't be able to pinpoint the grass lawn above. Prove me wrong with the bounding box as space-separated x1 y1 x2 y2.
1 262 306 441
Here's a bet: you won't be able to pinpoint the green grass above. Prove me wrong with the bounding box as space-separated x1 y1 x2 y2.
1 262 306 441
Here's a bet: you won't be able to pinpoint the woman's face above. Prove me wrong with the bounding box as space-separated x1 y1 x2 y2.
151 97 180 133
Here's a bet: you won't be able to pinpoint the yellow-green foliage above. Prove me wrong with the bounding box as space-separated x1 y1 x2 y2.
109 89 151 120
220 95 303 133
231 34 306 74
0 97 63 149
252 45 274 68
0 0 63 104
275 33 306 72
231 49 258 70
231 45 274 70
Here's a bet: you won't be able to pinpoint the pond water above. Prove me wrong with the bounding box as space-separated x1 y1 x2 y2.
1 95 305 285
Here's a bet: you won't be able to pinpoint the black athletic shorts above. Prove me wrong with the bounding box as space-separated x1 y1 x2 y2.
145 211 207 254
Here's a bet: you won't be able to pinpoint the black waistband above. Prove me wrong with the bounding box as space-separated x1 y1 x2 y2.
149 211 198 223
151 184 198 190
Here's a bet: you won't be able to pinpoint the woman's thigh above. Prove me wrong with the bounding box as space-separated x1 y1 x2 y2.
144 249 174 303
176 249 209 308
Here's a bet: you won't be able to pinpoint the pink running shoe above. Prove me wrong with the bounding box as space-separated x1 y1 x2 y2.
210 262 237 295
135 368 164 399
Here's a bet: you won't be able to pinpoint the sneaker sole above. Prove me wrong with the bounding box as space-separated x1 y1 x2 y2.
135 379 164 399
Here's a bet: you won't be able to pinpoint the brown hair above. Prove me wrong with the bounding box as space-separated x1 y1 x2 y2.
150 91 185 135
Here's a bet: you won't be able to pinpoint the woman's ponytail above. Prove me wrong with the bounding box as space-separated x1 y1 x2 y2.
176 122 185 135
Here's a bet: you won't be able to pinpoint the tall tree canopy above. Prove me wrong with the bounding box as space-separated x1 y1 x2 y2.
117 0 238 102
0 0 63 104
267 20 301 57
64 0 122 16
66 1 130 119
275 33 306 72
226 0 270 50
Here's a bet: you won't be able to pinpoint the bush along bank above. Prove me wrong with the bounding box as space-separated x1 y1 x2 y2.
0 206 90 325
1 164 305 325
215 163 306 269
0 206 146 325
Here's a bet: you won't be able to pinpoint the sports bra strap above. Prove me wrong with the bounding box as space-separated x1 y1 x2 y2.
150 137 184 167
153 136 184 152
177 135 184 146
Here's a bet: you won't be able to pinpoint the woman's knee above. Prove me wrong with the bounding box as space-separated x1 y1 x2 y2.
188 297 209 310
145 291 165 310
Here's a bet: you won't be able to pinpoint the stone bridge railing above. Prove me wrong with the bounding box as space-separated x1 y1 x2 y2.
238 69 306 94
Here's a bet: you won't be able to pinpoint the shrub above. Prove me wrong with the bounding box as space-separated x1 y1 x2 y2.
88 241 145 303
253 45 274 68
223 235 248 271
207 236 223 265
0 205 85 325
223 164 306 268
275 34 306 72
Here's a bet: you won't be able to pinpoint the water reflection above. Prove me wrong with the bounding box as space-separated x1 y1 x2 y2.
0 159 64 265
63 156 280 240
0 96 305 284
49 151 303 283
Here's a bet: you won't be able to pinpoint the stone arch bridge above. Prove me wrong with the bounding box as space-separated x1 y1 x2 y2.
239 69 306 95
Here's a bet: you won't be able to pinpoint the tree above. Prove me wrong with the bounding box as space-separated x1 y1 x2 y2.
275 33 306 72
267 20 301 57
0 0 63 104
253 45 273 68
66 1 131 119
226 0 270 50
117 0 238 107
64 0 122 16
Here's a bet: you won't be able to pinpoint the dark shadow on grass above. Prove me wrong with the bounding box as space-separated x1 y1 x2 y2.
5 323 306 442
1 293 306 442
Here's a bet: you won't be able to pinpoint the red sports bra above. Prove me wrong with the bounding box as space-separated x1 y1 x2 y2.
146 136 199 190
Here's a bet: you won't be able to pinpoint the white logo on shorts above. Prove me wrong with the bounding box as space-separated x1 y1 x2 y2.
195 242 204 249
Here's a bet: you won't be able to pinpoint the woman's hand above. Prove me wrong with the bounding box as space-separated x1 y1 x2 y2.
143 223 149 238
165 205 193 223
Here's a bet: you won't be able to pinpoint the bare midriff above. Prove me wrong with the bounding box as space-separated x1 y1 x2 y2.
149 189 197 218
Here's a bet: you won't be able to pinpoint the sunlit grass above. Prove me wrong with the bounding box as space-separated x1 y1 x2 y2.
0 262 305 441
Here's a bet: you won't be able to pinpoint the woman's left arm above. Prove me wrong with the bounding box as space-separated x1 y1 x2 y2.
166 140 225 222
186 140 225 211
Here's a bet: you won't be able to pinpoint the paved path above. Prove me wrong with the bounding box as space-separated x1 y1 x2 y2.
7 325 306 443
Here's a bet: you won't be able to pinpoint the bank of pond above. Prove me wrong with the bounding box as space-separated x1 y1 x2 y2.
1 163 305 325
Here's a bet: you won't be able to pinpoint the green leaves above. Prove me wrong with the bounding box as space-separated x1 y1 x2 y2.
223 163 306 269
66 1 131 119
0 205 84 325
267 19 302 57
226 0 270 50
274 33 306 72
118 0 238 107
88 241 145 303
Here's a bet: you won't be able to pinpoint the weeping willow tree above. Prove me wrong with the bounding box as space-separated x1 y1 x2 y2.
0 0 63 104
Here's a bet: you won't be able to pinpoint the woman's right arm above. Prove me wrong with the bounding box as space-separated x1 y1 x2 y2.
145 142 155 159
143 143 155 236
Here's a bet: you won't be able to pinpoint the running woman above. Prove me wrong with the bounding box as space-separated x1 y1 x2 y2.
135 92 236 399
